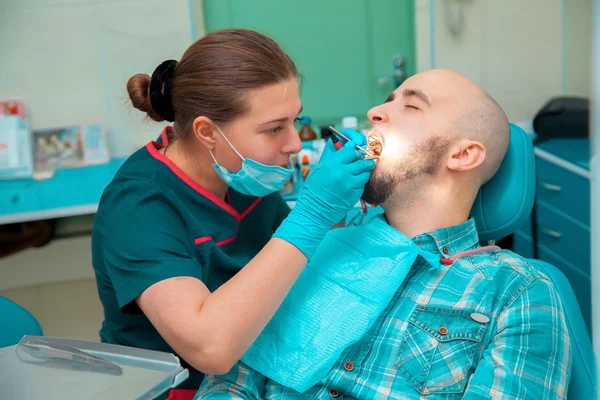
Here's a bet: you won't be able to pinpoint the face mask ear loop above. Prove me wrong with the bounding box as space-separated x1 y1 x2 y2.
215 125 245 161
208 150 219 164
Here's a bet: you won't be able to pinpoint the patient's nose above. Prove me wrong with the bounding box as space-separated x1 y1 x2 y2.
367 105 389 123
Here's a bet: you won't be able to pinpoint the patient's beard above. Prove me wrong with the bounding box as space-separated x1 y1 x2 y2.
362 136 451 208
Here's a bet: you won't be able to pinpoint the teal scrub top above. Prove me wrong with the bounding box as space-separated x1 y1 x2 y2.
91 129 291 388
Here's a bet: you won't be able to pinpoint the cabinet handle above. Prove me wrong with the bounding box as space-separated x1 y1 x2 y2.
540 227 562 239
538 182 562 192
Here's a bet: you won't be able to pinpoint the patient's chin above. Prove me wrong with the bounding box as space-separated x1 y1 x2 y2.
362 174 396 205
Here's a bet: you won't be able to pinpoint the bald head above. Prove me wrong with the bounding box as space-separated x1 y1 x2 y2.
363 69 511 209
407 69 510 185
454 89 510 184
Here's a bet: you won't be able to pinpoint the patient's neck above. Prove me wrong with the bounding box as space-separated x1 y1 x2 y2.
382 183 474 239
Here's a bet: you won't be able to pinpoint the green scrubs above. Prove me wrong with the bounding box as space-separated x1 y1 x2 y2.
91 129 290 388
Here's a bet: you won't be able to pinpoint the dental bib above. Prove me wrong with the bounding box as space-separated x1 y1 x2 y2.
241 214 440 392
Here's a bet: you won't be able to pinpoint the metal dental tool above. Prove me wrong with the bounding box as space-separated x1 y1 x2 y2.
328 126 376 158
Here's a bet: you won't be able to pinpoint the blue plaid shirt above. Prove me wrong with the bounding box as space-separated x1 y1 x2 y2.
196 219 571 399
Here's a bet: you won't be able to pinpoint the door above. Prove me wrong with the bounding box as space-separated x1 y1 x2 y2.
203 0 416 126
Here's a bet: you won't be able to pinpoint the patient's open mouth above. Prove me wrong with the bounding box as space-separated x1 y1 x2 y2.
367 130 384 157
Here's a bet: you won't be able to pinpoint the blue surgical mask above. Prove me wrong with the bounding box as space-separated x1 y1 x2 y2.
210 125 294 197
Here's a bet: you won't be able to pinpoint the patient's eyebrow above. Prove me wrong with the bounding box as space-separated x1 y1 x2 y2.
385 93 395 103
403 88 431 107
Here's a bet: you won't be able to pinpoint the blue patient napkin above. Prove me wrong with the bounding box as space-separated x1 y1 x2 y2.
241 215 440 392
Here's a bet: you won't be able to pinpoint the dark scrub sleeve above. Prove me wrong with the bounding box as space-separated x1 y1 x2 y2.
101 180 203 311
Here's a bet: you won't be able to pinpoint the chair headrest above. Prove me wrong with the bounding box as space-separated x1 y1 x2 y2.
470 123 535 242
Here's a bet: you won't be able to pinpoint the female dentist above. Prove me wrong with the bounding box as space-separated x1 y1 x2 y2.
90 28 375 396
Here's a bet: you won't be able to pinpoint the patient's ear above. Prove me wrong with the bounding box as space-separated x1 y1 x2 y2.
446 139 486 172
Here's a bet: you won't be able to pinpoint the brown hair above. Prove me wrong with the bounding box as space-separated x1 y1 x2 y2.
127 28 298 140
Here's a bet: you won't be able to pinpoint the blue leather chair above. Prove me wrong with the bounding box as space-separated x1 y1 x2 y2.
470 123 597 399
0 296 43 348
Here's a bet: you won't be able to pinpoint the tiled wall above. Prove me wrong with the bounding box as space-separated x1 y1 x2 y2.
415 0 592 122
0 0 200 157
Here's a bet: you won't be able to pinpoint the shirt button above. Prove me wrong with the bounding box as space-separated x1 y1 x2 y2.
439 325 448 335
344 361 354 371
443 246 450 255
329 389 340 398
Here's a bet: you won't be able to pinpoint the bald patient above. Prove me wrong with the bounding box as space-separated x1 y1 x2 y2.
196 70 571 399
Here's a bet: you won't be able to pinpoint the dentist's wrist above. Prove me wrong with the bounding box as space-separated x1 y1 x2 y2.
273 191 345 259
272 206 327 260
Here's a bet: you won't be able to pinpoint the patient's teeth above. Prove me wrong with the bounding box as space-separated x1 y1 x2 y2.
367 132 384 156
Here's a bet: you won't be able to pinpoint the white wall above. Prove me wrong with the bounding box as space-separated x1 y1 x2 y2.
0 0 206 341
0 1 207 291
0 0 197 157
566 0 594 97
1 277 104 341
0 235 103 341
415 0 593 122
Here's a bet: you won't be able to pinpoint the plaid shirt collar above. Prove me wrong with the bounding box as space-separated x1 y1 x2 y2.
411 218 480 257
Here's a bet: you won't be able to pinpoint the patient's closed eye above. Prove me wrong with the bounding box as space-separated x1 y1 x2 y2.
405 104 419 110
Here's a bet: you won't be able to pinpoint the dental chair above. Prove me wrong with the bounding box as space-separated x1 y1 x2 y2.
0 296 43 348
470 123 597 399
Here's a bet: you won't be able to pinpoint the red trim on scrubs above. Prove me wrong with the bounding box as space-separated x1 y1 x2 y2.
166 388 196 400
193 236 213 245
194 235 237 247
240 197 263 220
147 138 266 248
216 235 237 247
160 126 169 146
146 141 241 220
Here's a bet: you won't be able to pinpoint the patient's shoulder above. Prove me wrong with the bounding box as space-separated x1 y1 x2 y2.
465 248 553 288
463 249 563 312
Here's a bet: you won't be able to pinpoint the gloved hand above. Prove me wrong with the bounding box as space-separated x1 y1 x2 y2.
274 129 376 260
321 128 365 158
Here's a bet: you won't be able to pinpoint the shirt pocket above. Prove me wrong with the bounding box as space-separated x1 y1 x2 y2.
395 306 489 395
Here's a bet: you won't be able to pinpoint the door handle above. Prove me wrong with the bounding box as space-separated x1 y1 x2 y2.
377 56 407 88
392 56 406 86
540 227 562 239
538 181 562 192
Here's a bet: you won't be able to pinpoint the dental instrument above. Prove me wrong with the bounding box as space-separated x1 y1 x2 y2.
328 126 376 158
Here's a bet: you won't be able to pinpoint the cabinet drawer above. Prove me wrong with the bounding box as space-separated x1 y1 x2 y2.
0 183 39 216
535 157 590 226
538 246 592 336
35 162 118 210
513 231 534 259
535 203 590 275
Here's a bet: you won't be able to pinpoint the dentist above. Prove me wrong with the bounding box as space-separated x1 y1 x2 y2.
90 28 374 395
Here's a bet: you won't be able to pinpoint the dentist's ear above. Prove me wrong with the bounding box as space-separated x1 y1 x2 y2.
193 116 218 150
446 138 486 172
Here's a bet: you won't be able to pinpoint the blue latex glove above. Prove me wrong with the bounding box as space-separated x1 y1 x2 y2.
274 129 376 260
321 128 363 158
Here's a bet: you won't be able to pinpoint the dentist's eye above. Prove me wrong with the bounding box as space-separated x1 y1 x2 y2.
267 126 284 134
